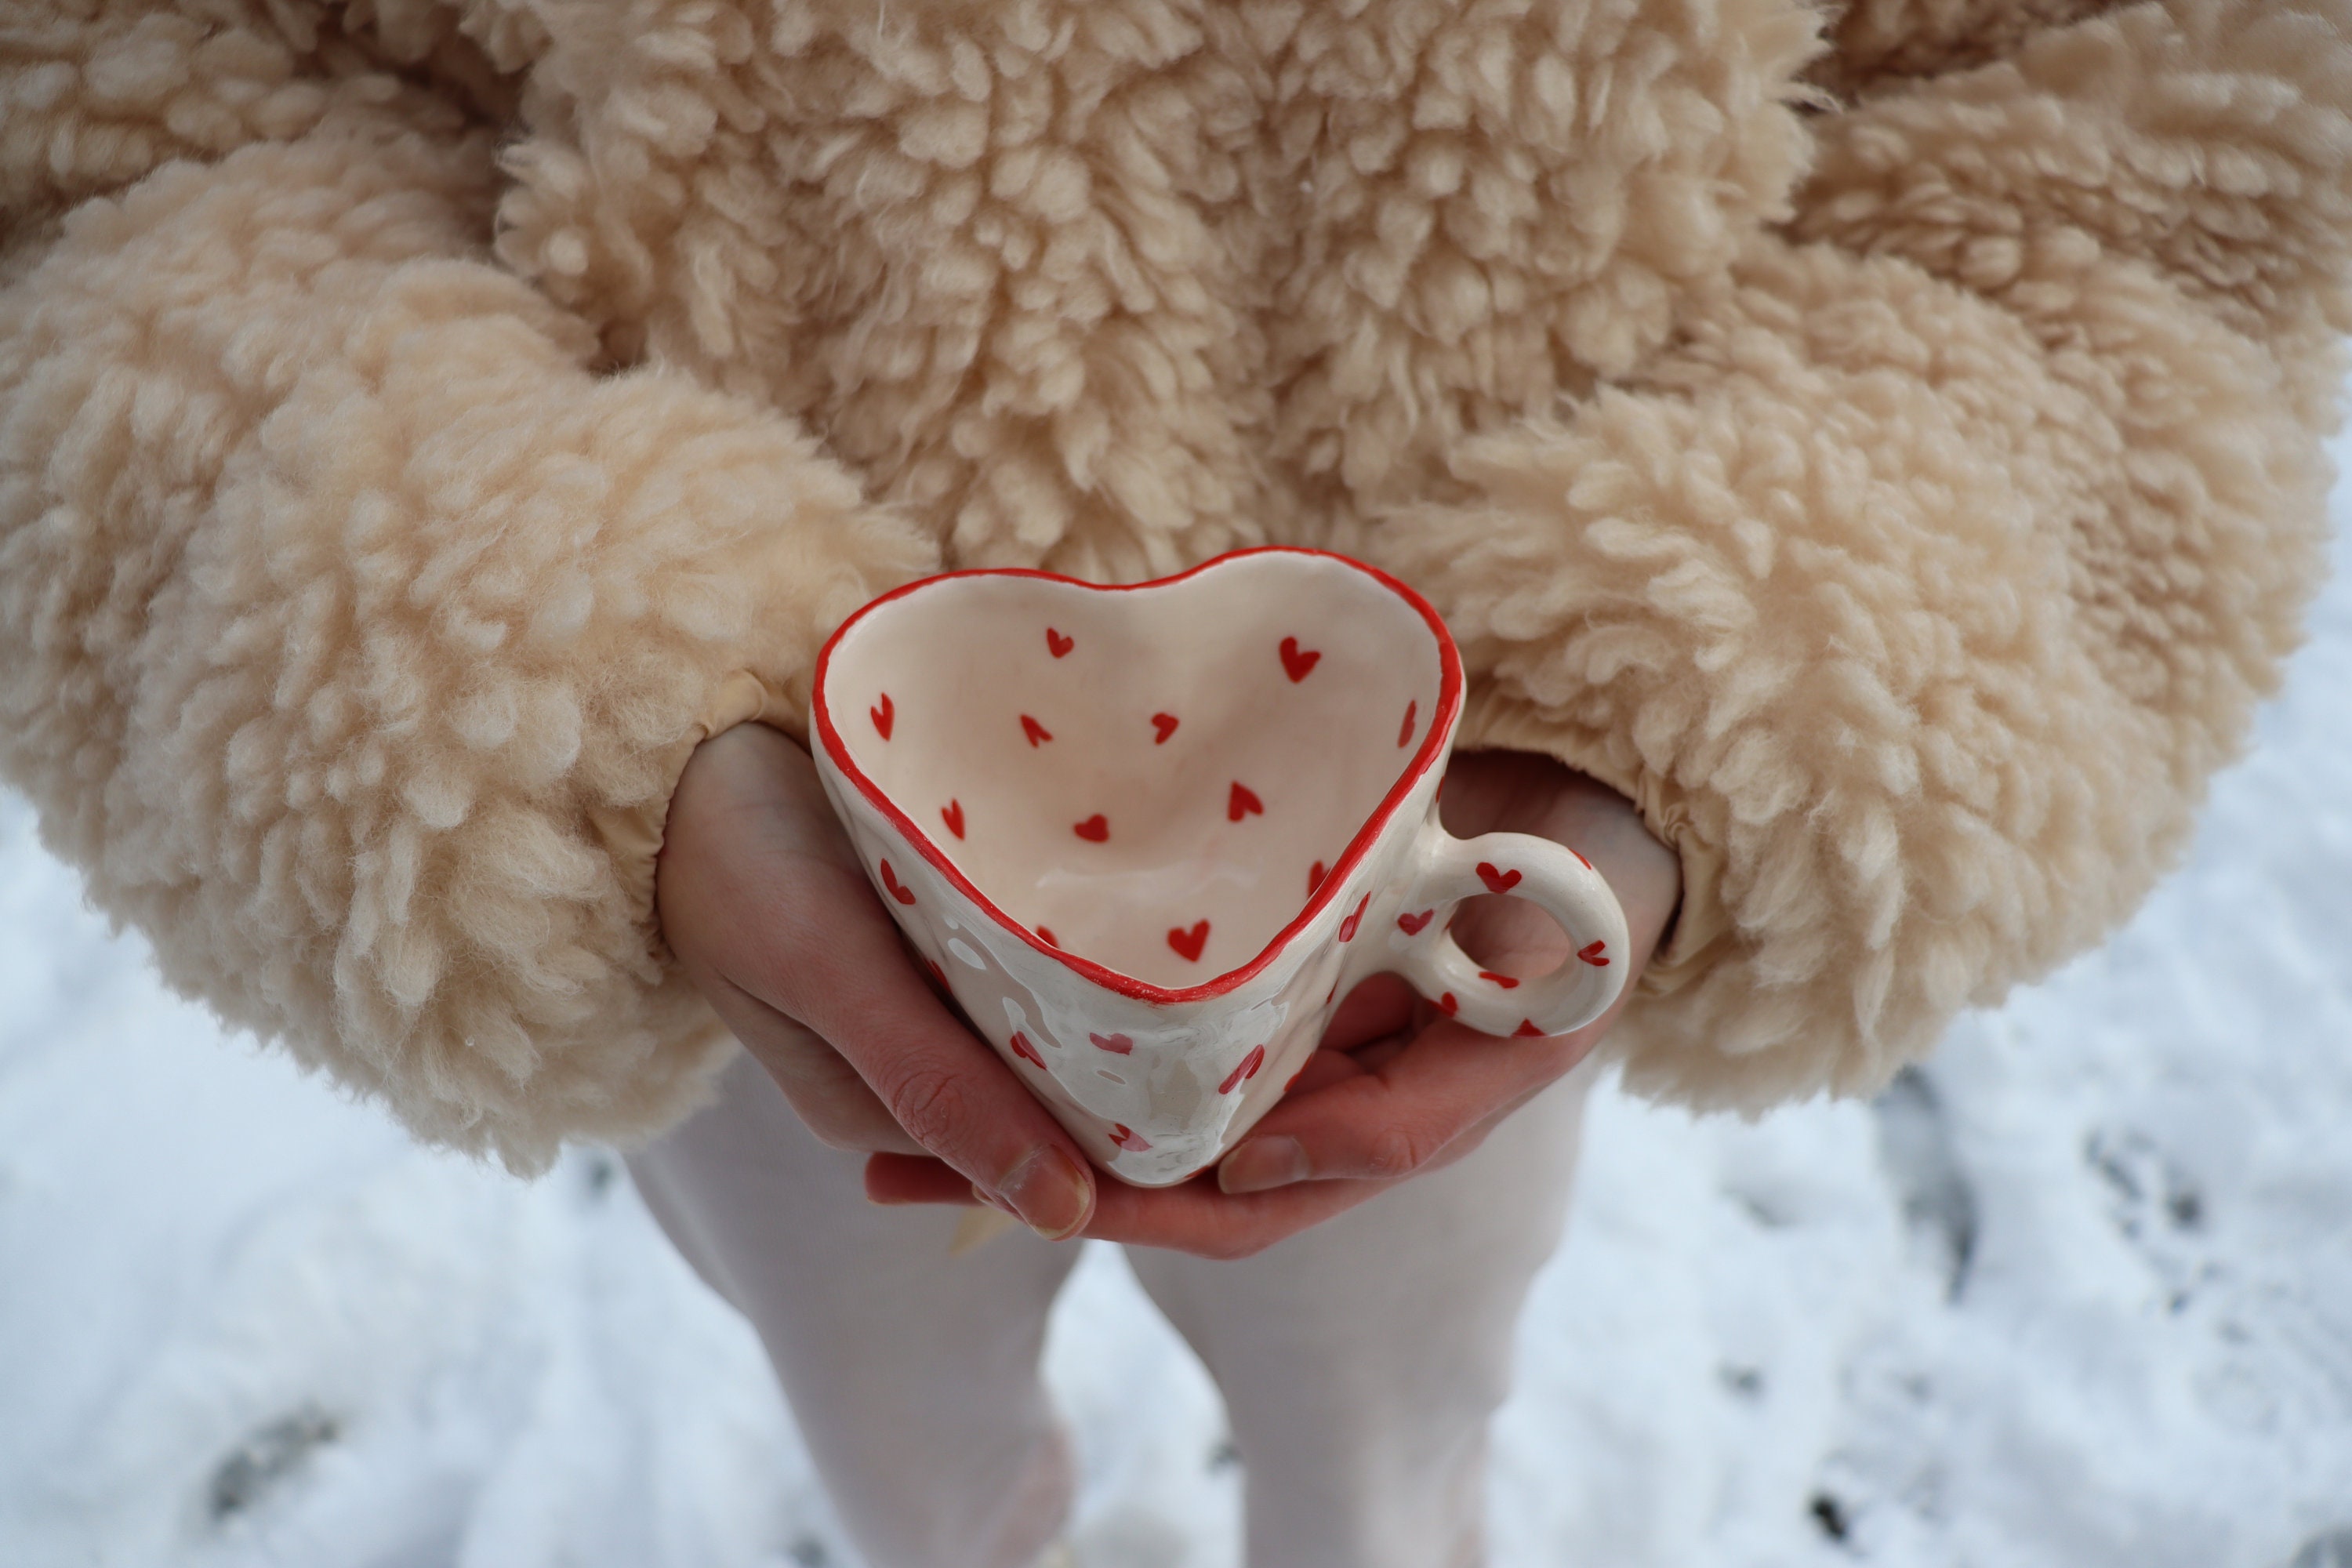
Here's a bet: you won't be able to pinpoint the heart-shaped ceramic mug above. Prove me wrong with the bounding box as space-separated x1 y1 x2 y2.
810 547 1628 1186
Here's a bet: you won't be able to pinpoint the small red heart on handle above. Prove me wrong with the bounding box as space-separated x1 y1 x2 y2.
1046 627 1074 658
1398 699 1417 748
1397 909 1433 935
1167 920 1210 961
1228 781 1263 822
1009 1031 1045 1068
1218 1044 1265 1094
1110 1123 1152 1152
941 800 964 839
1338 891 1370 942
879 858 916 905
1089 1032 1134 1054
1475 862 1521 894
1477 969 1521 989
1577 939 1610 967
1073 814 1109 842
1021 714 1053 746
1036 926 1059 947
1279 637 1321 682
1152 712 1179 743
1436 993 1458 1016
871 692 895 739
1513 1019 1548 1038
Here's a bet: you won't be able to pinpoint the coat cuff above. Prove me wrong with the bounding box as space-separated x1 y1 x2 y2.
0 111 943 1171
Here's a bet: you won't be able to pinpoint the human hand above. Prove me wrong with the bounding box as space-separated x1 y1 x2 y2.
656 723 1099 1239
866 748 1682 1258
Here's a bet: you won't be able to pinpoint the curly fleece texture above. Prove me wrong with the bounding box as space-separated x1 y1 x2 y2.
2 0 2347 1167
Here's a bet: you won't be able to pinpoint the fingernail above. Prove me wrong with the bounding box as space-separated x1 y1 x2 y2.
1001 1145 1094 1240
1218 1136 1309 1195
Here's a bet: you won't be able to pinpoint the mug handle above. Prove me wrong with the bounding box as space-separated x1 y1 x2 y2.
1392 822 1631 1039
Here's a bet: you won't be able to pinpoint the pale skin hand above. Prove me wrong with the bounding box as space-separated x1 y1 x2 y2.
657 724 1682 1258
656 722 1101 1238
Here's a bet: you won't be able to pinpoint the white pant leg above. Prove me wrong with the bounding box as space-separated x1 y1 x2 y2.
626 1051 1083 1568
1123 1057 1600 1568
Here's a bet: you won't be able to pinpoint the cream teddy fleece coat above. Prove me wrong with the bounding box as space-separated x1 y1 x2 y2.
2 0 2345 1172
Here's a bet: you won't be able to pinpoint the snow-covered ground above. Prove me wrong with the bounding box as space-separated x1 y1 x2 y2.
5 451 2350 1568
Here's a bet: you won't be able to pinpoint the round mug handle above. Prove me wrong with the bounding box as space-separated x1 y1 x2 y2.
1392 821 1631 1038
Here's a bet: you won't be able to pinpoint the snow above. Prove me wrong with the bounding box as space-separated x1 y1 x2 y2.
5 441 2351 1568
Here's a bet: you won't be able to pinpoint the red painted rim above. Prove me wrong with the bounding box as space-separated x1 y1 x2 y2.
811 546 1465 1006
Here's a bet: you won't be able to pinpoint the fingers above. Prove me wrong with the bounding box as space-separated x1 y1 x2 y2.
865 1151 986 1206
1283 1046 1370 1101
736 852 1095 1236
1216 1015 1584 1194
1080 1168 1384 1258
659 726 1096 1238
659 728 920 1154
1197 747 1675 1201
860 1025 1564 1261
1318 972 1420 1054
865 1150 1391 1260
1207 864 1654 1200
695 970 925 1156
863 1016 1577 1259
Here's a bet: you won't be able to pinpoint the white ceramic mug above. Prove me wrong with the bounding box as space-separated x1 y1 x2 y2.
811 548 1628 1185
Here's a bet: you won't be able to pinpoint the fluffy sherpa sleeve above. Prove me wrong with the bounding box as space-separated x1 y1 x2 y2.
1367 0 2352 1112
0 6 938 1170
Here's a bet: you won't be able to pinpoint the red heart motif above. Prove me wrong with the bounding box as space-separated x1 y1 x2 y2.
1476 862 1521 895
1279 636 1321 682
941 799 964 839
878 859 916 905
1167 920 1210 961
1477 969 1521 989
1228 781 1263 822
924 957 949 992
1152 712 1179 743
1397 908 1434 935
1110 1123 1152 1152
1090 1032 1134 1054
1308 860 1327 895
1436 992 1459 1016
1036 925 1059 947
1398 699 1417 748
1573 849 1593 870
1577 940 1611 967
1046 627 1074 658
1021 713 1053 746
1513 1018 1547 1038
1009 1031 1045 1068
1073 814 1109 842
871 692 895 739
1218 1044 1266 1094
1338 891 1370 942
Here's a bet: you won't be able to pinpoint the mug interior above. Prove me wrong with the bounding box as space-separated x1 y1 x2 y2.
820 552 1450 989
